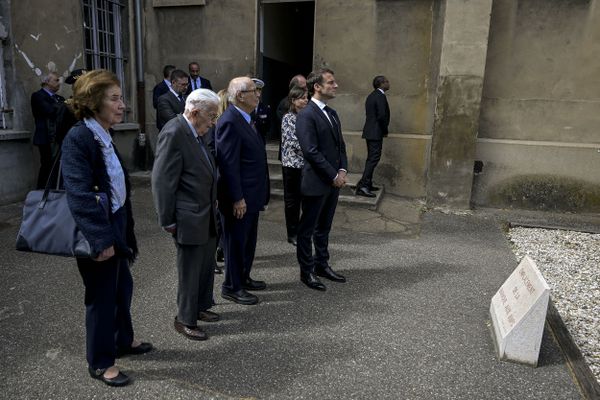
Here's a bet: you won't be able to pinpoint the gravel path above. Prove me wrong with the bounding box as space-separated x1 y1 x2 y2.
508 227 600 383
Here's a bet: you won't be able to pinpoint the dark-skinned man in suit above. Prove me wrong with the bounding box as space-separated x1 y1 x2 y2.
216 77 269 305
295 68 348 291
152 89 221 341
355 75 391 197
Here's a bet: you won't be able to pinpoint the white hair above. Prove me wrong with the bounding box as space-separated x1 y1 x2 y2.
40 72 59 86
184 89 219 113
227 77 252 104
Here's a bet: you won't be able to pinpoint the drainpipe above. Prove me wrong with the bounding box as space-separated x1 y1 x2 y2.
134 0 147 169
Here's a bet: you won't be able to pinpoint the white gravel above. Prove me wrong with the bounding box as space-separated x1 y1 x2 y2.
507 227 600 383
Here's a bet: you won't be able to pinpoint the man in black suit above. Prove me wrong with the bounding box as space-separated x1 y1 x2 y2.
156 69 189 130
30 72 65 189
186 62 212 95
216 77 269 305
355 75 390 197
295 68 348 291
152 64 176 110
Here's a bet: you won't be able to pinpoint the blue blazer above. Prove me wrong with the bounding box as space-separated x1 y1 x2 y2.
31 89 64 145
61 122 138 260
215 105 269 215
296 101 348 196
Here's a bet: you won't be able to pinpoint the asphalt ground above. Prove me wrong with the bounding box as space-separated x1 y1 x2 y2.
0 180 584 399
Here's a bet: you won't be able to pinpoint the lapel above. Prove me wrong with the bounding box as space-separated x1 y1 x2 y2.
177 115 214 176
230 106 262 143
310 101 340 145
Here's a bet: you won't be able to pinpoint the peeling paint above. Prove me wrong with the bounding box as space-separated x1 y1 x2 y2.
29 33 42 41
63 25 76 34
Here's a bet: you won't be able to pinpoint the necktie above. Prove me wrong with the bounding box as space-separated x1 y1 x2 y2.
324 105 337 128
196 136 214 172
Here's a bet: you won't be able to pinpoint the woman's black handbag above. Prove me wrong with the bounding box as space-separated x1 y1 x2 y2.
15 154 108 258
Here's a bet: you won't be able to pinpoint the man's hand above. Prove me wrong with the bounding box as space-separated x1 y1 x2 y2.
163 225 177 234
338 169 348 185
94 245 115 262
233 198 247 219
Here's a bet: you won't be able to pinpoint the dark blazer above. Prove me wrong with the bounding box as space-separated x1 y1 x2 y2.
186 76 213 94
152 80 170 109
296 100 348 196
215 105 269 215
362 89 390 140
61 122 137 260
156 91 185 131
152 115 217 245
31 89 65 145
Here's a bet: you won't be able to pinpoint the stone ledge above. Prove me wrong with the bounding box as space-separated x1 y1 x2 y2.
153 0 205 7
0 130 30 141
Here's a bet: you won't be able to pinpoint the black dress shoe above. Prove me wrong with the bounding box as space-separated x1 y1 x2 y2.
198 310 220 322
116 341 153 358
315 266 346 283
287 236 297 246
370 185 380 191
356 186 376 198
174 318 208 340
221 288 259 305
300 273 326 291
216 247 225 263
243 278 266 291
88 367 130 387
214 264 223 274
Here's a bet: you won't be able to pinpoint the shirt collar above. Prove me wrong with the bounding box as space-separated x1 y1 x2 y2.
311 97 327 110
234 105 252 124
164 79 172 87
378 88 385 94
43 88 56 97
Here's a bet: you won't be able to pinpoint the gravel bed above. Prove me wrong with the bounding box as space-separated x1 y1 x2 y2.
507 227 600 383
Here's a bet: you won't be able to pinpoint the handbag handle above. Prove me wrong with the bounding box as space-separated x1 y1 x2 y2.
39 150 63 209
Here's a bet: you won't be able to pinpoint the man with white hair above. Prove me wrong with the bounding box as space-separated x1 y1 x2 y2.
31 71 64 188
152 88 221 340
216 77 270 305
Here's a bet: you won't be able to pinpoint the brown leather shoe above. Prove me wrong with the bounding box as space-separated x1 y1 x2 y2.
198 310 220 323
174 317 208 341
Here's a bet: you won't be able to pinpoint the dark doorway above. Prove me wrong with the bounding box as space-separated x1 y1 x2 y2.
259 1 314 140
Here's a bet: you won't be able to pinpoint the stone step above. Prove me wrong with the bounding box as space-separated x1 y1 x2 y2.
270 187 383 210
266 143 280 160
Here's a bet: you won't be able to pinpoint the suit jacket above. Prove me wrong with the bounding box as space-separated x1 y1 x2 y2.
186 76 213 94
61 122 137 260
296 101 348 197
152 80 170 109
362 89 390 140
152 115 217 245
156 91 185 131
215 105 269 215
31 89 65 145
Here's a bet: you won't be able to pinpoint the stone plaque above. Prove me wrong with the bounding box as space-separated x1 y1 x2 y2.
490 255 550 366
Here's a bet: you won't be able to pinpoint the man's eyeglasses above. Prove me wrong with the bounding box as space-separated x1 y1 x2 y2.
241 88 259 94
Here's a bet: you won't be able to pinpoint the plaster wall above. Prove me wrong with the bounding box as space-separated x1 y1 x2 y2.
475 0 600 211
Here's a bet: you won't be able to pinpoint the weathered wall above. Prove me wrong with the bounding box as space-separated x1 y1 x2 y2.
426 0 493 208
313 0 434 197
474 0 600 211
143 0 257 149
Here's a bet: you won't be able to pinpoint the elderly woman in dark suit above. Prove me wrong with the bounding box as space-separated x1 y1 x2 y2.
61 69 152 387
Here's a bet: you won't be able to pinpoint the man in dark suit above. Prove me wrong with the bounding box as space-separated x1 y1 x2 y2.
156 69 189 130
152 64 176 109
31 72 65 188
152 89 221 341
295 68 348 291
186 62 212 95
216 77 269 305
355 75 391 197
251 78 271 142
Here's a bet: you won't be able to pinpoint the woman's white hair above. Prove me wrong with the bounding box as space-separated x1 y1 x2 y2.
185 89 219 113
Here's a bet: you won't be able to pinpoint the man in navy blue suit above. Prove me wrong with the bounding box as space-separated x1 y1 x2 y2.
216 77 269 305
295 68 348 291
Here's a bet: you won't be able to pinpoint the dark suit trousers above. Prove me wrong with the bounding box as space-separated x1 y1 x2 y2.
36 143 55 189
296 187 339 274
282 166 302 238
221 211 259 292
175 237 216 326
76 207 134 370
358 139 383 189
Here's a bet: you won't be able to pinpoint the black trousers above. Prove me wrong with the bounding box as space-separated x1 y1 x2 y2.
357 139 383 189
282 166 302 239
76 207 134 370
221 211 259 292
36 143 55 189
296 187 339 275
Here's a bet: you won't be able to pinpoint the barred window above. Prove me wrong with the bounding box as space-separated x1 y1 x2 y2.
82 0 125 89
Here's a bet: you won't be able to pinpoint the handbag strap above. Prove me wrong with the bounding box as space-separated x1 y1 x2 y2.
39 150 63 209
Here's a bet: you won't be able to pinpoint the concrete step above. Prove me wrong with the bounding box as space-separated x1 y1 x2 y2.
266 143 280 160
270 187 383 210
